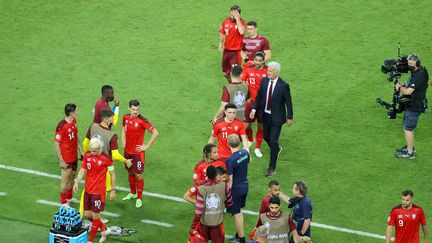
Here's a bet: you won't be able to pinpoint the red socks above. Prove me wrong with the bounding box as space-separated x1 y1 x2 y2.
60 192 67 204
256 129 263 149
246 128 254 142
88 218 106 241
128 175 137 194
136 179 144 199
65 189 73 200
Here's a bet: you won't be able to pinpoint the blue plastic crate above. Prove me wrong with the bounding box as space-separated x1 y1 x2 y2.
49 228 87 243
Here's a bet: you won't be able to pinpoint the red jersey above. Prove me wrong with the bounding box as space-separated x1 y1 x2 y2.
211 118 246 159
241 65 268 102
122 114 154 154
219 18 247 51
54 119 78 163
93 98 110 123
259 194 271 214
387 204 427 243
81 152 113 195
192 160 226 183
242 35 270 60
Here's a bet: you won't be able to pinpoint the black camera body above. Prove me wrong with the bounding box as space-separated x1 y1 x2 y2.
381 56 409 82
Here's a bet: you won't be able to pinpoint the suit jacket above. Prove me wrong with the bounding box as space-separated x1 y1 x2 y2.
253 76 293 126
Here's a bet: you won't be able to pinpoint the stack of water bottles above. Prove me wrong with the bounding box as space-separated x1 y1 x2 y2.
49 206 87 243
53 206 82 233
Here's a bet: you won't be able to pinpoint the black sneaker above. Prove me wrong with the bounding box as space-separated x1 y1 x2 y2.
265 168 276 177
396 150 415 159
395 146 416 153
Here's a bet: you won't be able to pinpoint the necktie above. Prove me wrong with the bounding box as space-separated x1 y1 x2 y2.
266 80 273 111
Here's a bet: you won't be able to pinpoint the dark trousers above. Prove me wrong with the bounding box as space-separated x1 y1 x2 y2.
263 113 282 169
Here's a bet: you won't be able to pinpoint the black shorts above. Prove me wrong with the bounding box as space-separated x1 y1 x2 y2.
403 110 421 131
227 193 247 215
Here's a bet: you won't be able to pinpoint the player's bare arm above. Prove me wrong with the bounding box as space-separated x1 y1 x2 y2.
301 218 311 235
422 224 429 243
385 225 394 243
228 175 233 189
291 230 300 243
183 190 196 204
77 137 84 157
232 10 244 35
72 168 87 192
54 141 67 169
121 125 126 148
279 191 290 203
136 128 159 152
208 136 215 144
218 33 225 53
108 169 116 200
264 50 272 61
241 134 248 149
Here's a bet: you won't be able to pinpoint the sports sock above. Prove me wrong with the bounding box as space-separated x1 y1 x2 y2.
60 192 67 204
66 189 73 200
136 179 144 199
256 129 263 149
246 127 254 142
128 175 137 194
98 218 107 231
88 218 100 241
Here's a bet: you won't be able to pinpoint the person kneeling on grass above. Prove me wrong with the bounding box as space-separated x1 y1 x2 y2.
74 137 116 243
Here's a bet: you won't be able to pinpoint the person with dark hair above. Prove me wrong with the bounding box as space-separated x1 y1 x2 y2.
209 104 248 161
395 53 429 159
218 5 247 82
190 165 233 243
212 65 250 122
241 52 268 157
80 109 132 216
288 181 312 243
256 196 300 243
54 103 84 207
250 61 293 177
93 84 120 126
386 189 429 243
226 134 250 243
121 99 159 208
192 144 226 185
241 21 271 63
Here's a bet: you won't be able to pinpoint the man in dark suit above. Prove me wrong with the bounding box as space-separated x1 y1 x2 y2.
250 61 293 176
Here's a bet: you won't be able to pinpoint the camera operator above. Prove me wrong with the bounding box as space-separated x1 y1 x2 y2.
394 53 429 159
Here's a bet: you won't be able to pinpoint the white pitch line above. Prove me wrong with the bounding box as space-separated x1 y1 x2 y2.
0 192 7 196
140 219 173 228
2 164 387 240
36 199 120 217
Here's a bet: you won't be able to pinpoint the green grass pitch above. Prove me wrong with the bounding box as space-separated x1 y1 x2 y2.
0 0 431 242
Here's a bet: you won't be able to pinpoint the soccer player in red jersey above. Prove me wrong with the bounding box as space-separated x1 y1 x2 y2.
241 52 268 158
209 104 248 161
184 166 228 205
73 137 116 243
386 189 429 243
218 5 247 82
54 104 84 207
241 21 271 63
93 85 120 126
192 144 227 185
121 100 159 208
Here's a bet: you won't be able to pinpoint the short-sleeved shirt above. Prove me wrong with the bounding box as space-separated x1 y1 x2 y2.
54 119 78 163
259 194 272 214
81 152 114 195
387 204 427 243
242 35 270 61
241 66 268 102
122 114 155 154
219 18 247 51
192 160 226 183
212 118 246 159
292 196 313 237
93 98 110 124
406 67 429 112
226 149 249 196
85 125 118 153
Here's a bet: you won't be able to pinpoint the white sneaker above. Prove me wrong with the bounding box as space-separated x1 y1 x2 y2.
254 148 263 158
99 227 112 242
67 198 80 204
61 203 71 209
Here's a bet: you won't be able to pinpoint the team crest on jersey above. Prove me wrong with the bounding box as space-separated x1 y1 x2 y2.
250 73 255 77
222 127 226 131
135 122 138 127
234 91 246 108
234 126 238 131
412 214 416 219
206 193 220 209
98 160 102 166
398 214 403 219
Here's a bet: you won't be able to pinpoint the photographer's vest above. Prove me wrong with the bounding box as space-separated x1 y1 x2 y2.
89 124 115 156
198 182 226 226
259 212 291 243
225 82 249 120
